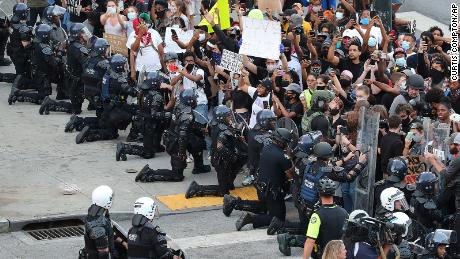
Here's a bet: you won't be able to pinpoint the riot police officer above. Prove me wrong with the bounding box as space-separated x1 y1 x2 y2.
0 10 11 67
421 230 456 259
9 24 56 105
185 105 248 198
7 3 29 75
242 109 277 186
374 157 413 215
127 197 182 259
5 25 33 92
66 23 92 114
76 54 137 144
81 185 124 259
116 72 170 161
234 128 294 232
410 172 444 231
379 187 410 218
135 88 211 183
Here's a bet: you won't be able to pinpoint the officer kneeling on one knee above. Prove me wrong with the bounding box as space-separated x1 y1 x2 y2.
81 185 126 259
128 197 183 259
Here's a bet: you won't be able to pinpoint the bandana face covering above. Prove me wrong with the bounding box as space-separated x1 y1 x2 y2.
133 18 152 46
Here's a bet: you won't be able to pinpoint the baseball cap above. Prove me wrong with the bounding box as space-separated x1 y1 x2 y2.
259 78 273 88
280 9 297 16
393 47 406 58
291 14 303 27
335 49 345 59
407 74 425 90
284 83 302 94
402 69 414 77
292 3 303 9
311 60 322 66
341 70 353 80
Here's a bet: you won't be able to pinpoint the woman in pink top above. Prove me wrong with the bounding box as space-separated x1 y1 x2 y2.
100 0 127 37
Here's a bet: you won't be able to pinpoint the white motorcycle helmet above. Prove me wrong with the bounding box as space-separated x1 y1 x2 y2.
380 187 409 212
91 185 114 209
348 209 369 223
134 197 159 220
391 212 412 237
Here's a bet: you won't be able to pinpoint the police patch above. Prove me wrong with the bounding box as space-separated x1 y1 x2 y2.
310 217 317 224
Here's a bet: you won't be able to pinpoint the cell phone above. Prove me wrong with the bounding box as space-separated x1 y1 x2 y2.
171 29 177 37
309 31 316 37
294 26 303 35
406 131 413 141
370 11 378 19
339 126 348 135
370 59 377 65
263 101 269 109
427 145 433 153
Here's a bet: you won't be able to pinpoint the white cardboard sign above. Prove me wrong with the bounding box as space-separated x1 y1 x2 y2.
220 49 243 74
238 17 281 60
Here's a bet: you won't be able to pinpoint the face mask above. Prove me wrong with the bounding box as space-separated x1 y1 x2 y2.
412 134 422 143
329 108 340 116
401 41 410 51
360 17 369 25
335 12 344 20
127 12 137 20
395 57 406 67
157 10 165 18
107 7 117 14
280 80 290 88
368 37 377 47
172 24 180 29
400 80 407 90
339 79 351 88
312 6 321 13
266 64 276 73
429 68 444 84
198 33 206 42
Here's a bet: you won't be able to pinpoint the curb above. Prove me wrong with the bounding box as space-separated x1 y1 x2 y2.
1 206 222 234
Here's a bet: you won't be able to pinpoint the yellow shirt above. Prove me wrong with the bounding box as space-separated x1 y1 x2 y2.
282 21 312 35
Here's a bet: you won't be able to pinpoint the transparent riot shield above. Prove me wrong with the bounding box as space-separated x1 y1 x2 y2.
424 122 450 162
277 117 300 153
354 107 380 214
193 110 210 128
0 0 15 19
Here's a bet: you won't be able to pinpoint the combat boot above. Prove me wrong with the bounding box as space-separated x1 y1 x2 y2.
1 73 16 83
76 126 91 144
235 212 253 231
267 217 284 235
135 164 150 182
185 181 200 198
65 115 80 132
277 233 292 256
192 165 211 174
8 86 18 105
116 142 128 161
223 194 240 217
39 96 52 115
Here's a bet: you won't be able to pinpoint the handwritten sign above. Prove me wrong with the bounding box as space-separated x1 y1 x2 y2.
405 155 426 184
220 49 243 74
164 28 194 53
238 17 281 60
103 33 128 57
257 0 282 13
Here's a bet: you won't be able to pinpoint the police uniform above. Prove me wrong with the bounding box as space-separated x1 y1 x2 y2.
0 15 10 66
246 127 271 179
66 40 89 114
7 17 28 75
82 204 115 259
127 215 177 259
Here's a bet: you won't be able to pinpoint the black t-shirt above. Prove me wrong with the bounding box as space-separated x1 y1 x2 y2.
378 131 404 172
258 143 292 188
67 0 92 22
337 58 363 83
331 116 347 135
232 89 252 110
283 100 304 130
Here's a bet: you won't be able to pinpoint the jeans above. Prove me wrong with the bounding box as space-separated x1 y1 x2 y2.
341 180 356 213
28 6 47 26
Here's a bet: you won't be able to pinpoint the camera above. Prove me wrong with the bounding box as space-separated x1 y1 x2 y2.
409 99 433 118
294 26 303 35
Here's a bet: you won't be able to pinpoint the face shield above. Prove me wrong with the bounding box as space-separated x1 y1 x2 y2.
397 196 409 211
81 26 93 43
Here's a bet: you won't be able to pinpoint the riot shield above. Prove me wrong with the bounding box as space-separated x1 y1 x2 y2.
112 220 128 259
277 117 299 147
0 0 15 19
354 107 380 214
193 110 209 128
426 122 450 162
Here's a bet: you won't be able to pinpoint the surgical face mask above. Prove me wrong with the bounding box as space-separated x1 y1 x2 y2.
395 57 406 67
360 17 369 25
412 134 422 143
401 41 410 51
368 37 377 47
400 80 407 90
266 64 276 73
312 5 321 13
172 24 180 29
198 33 206 42
107 7 117 14
127 12 137 20
335 12 344 20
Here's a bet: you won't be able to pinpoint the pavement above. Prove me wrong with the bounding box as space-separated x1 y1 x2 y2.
0 1 452 257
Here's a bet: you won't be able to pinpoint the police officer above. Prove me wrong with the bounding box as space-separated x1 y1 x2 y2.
0 10 11 67
127 197 182 259
66 23 92 114
5 25 33 93
342 210 380 259
76 54 137 144
185 105 248 198
81 185 124 259
9 24 56 105
116 72 170 161
378 187 410 219
135 88 211 183
242 109 277 186
421 230 456 259
410 172 443 231
302 177 348 259
6 3 29 75
374 157 413 214
233 128 294 232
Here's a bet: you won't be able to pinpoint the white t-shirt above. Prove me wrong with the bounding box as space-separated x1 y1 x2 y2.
248 86 274 128
126 29 163 72
342 26 382 46
183 67 207 105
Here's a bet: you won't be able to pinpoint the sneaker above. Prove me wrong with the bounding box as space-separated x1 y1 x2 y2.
267 217 284 235
8 86 18 105
242 175 255 186
277 233 292 256
235 212 252 231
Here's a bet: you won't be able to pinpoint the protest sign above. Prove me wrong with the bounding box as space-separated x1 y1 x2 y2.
103 33 128 57
238 17 281 60
220 49 243 74
405 155 426 184
198 0 230 33
257 0 282 13
164 28 194 53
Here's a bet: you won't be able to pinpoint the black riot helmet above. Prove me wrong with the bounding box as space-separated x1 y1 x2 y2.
35 24 52 43
179 88 197 107
109 54 128 73
13 3 29 21
387 157 408 183
19 25 33 41
313 142 333 160
270 128 293 148
90 38 110 57
293 131 322 158
164 52 178 62
42 6 53 23
416 172 438 196
425 230 457 254
256 109 277 130
140 72 162 90
69 23 92 42
318 177 337 196
214 105 232 124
